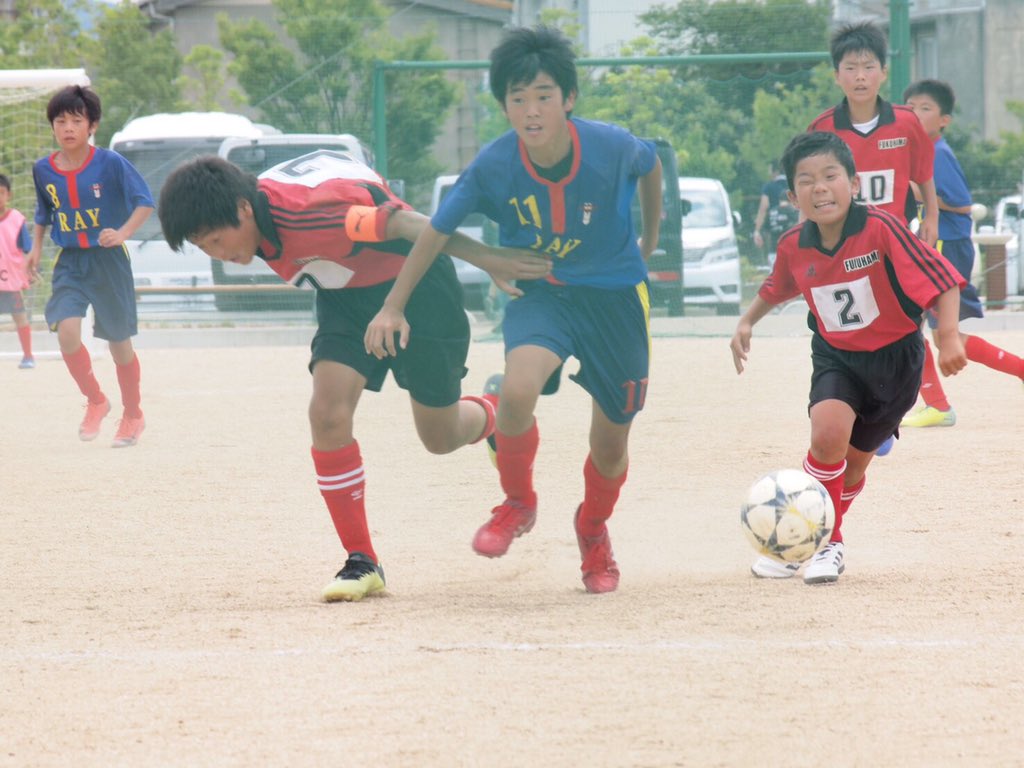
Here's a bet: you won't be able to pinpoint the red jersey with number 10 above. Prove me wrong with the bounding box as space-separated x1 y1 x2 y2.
760 204 963 352
808 99 933 222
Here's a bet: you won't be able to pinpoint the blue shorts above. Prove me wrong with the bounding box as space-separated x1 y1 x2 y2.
503 280 651 424
926 238 983 328
45 246 138 342
0 290 25 314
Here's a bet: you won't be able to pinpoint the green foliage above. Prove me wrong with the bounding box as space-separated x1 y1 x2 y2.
181 46 228 111
581 38 745 186
641 0 831 110
949 102 1024 212
734 65 835 176
0 0 89 69
218 14 317 130
88 3 185 146
376 30 458 196
218 0 457 192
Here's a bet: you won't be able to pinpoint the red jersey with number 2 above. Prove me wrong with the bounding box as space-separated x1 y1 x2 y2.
760 204 963 353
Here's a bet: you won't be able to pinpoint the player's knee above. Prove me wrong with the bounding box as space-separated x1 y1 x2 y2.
308 400 354 443
419 433 460 455
809 424 850 463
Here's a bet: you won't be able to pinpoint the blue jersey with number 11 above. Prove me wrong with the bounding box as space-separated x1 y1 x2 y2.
432 117 656 289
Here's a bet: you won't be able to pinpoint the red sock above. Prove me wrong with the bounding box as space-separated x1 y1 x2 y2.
577 454 627 537
17 325 32 358
115 354 143 419
62 345 104 404
495 420 539 509
965 335 1024 379
841 475 865 516
461 394 496 444
312 442 376 563
919 339 950 410
803 452 846 543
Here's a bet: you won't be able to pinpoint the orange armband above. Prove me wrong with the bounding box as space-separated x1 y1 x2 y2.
345 205 387 243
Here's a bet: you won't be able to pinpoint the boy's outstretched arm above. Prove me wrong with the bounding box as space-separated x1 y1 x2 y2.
385 209 550 291
730 295 775 374
636 157 663 260
931 286 967 376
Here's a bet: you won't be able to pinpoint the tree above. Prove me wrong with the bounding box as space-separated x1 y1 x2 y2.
580 38 745 186
87 2 185 145
218 0 458 191
181 45 228 112
0 0 89 69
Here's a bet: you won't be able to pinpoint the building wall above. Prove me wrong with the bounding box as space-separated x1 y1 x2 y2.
983 0 1024 142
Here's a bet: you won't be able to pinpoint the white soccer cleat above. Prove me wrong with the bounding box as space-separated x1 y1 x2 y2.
803 541 845 585
750 556 800 579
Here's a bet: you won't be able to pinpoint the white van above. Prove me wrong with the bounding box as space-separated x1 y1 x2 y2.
430 174 495 310
111 112 278 311
212 134 376 310
678 176 742 315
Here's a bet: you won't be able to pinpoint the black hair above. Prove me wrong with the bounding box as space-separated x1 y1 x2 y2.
0 174 10 191
781 132 857 192
158 156 259 251
489 25 578 105
830 21 888 69
903 79 955 116
46 85 101 125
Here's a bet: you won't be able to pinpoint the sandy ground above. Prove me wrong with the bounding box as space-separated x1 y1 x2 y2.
2 315 1022 767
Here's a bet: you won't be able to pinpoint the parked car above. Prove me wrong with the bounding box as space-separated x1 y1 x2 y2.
637 138 686 316
678 176 742 315
993 194 1023 295
111 112 275 312
430 174 497 311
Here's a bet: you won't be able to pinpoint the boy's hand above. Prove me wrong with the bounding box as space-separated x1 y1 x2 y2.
98 227 126 248
729 321 754 374
917 217 938 248
26 249 42 282
364 304 409 359
479 248 551 287
936 331 967 377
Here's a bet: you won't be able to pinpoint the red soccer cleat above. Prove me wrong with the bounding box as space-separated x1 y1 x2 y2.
79 398 111 441
472 499 536 557
574 505 620 594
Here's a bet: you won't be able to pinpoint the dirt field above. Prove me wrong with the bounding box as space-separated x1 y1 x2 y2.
2 317 1022 767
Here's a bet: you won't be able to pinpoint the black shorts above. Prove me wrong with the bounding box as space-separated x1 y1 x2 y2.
808 331 924 452
310 255 469 408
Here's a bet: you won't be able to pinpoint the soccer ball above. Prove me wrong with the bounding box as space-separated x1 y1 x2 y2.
740 469 835 563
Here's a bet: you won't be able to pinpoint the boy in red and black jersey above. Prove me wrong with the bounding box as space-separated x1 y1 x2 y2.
159 150 550 603
809 21 938 247
730 132 966 585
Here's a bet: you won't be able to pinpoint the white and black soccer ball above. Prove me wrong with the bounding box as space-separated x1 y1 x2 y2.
740 469 835 564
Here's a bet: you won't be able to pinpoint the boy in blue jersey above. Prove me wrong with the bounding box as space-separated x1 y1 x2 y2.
900 79 1024 428
26 86 154 447
365 25 663 593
